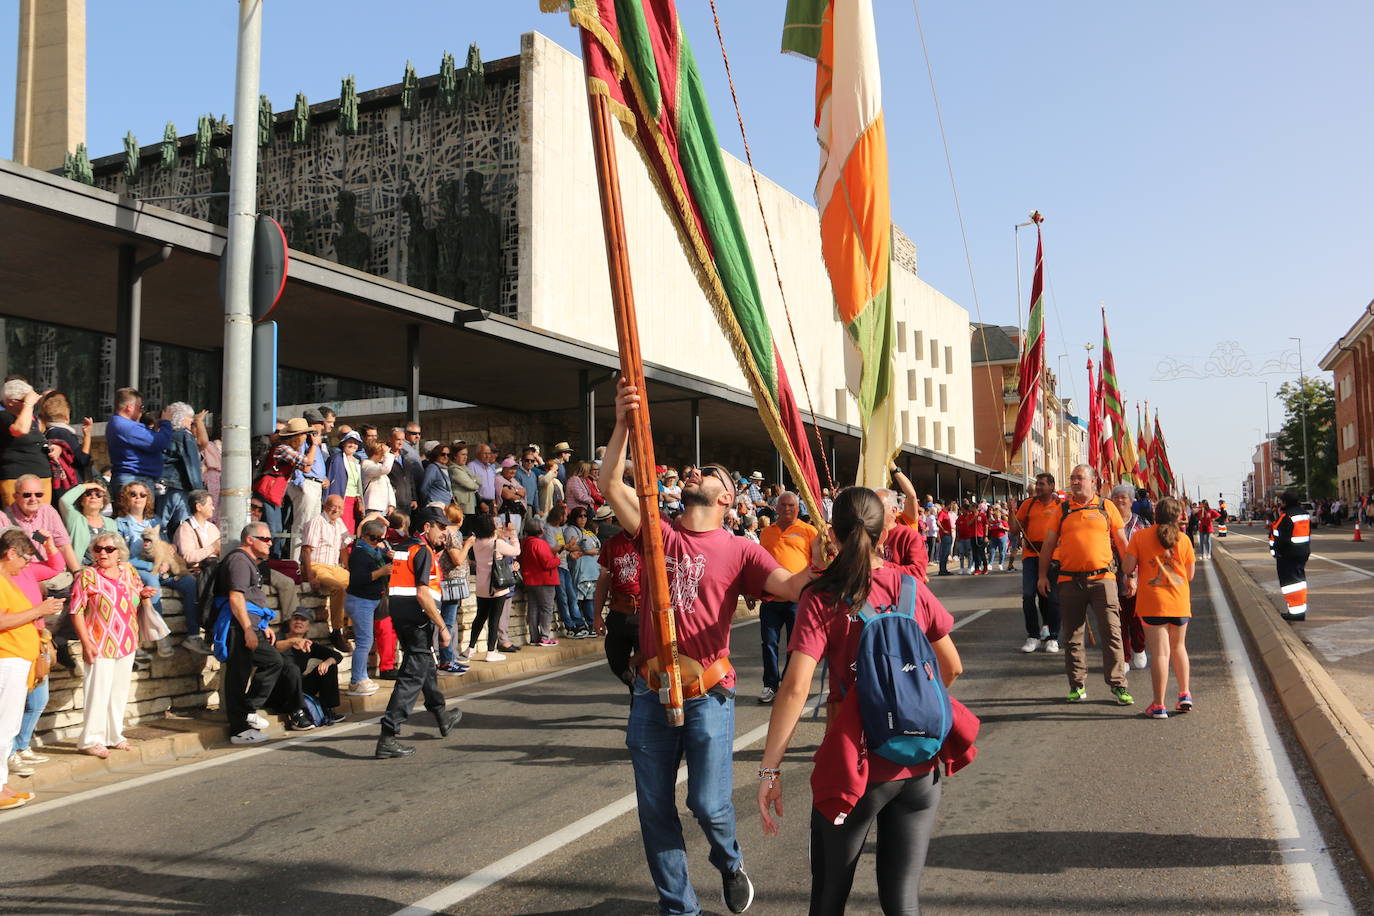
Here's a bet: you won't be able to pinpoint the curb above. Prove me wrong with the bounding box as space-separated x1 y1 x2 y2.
1213 546 1374 884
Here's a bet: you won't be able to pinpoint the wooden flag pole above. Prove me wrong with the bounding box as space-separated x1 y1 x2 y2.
585 91 685 727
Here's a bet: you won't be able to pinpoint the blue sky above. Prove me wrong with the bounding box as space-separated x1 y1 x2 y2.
3 1 1369 503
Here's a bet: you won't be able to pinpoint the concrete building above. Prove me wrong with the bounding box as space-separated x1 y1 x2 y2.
1318 301 1374 503
5 32 1015 496
12 0 85 170
1250 434 1288 508
970 322 1075 486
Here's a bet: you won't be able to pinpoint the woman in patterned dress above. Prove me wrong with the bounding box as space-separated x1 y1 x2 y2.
70 531 157 758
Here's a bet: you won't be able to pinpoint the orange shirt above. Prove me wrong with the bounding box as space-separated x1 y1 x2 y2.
1046 496 1124 579
1125 527 1194 618
0 574 39 662
758 520 818 575
1015 497 1061 558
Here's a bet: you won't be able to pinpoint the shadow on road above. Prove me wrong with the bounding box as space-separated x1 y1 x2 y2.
927 830 1281 873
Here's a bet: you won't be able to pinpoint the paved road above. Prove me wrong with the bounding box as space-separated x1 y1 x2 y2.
0 568 1368 915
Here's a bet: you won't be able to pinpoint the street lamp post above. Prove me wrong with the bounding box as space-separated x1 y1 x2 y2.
1290 336 1311 501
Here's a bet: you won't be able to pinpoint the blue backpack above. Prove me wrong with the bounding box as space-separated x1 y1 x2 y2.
850 574 952 766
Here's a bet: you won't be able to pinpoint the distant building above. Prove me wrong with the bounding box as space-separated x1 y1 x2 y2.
970 323 1074 485
1317 301 1374 502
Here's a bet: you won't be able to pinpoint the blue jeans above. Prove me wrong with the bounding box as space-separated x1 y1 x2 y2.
260 501 286 559
1021 555 1061 639
557 567 588 631
937 535 953 574
439 599 461 665
956 538 974 569
344 594 379 682
759 600 797 691
109 473 155 502
14 676 48 753
157 487 190 541
1199 532 1213 556
134 571 198 634
627 681 741 915
989 535 1009 567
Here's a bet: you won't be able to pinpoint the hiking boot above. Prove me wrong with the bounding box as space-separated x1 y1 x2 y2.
434 706 464 737
375 735 416 759
1111 686 1135 706
722 867 754 914
1066 685 1087 703
1280 612 1306 622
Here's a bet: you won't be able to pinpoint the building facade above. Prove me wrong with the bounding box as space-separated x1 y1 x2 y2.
970 323 1075 484
1318 301 1374 503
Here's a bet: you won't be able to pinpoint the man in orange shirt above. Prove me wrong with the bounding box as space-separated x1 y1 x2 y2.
1012 473 1062 654
1037 465 1132 705
756 491 817 704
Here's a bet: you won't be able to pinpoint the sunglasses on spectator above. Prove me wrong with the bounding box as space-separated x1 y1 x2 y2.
129 492 149 499
405 430 421 437
699 466 736 497
249 535 273 543
18 491 44 498
91 545 119 554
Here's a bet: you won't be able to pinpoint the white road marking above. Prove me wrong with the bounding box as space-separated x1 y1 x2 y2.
951 608 992 631
392 702 812 916
1204 564 1356 916
1228 532 1374 579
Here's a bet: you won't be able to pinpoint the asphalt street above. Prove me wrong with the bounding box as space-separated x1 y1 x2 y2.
0 564 1369 915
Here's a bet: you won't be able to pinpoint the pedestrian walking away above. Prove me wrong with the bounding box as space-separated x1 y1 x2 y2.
1013 474 1062 654
376 509 464 758
1109 484 1150 670
1121 496 1196 719
755 491 817 705
1036 465 1133 705
756 487 971 916
599 377 821 916
1270 491 1311 622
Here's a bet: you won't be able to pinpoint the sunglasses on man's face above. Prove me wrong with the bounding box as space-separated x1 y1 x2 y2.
249 535 273 544
18 491 44 499
91 545 119 554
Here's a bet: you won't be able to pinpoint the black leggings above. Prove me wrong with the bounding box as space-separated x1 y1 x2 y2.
468 596 506 652
809 770 942 916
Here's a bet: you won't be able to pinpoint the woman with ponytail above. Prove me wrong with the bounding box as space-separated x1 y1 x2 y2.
1121 496 1196 719
757 487 963 914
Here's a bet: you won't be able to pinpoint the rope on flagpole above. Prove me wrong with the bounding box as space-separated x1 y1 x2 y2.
706 0 836 496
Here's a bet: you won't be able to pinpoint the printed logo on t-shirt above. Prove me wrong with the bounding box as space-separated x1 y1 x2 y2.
665 553 707 614
613 550 640 586
1147 554 1184 588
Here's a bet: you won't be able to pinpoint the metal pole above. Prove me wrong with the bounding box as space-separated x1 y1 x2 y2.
406 324 421 424
1290 336 1310 500
690 398 701 467
115 245 139 391
580 369 596 461
219 0 263 543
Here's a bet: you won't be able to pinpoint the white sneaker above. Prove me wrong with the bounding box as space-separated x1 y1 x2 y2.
1021 637 1040 653
459 647 474 660
759 687 776 704
230 728 270 745
1131 651 1148 669
156 636 176 658
246 713 270 731
347 680 379 697
1044 639 1061 653
18 748 48 764
7 754 34 777
484 651 507 663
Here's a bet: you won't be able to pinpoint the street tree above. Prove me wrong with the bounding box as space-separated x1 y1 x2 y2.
1275 377 1336 498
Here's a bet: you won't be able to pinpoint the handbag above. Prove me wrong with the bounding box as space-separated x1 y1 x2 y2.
30 629 55 686
441 574 470 603
490 555 519 591
138 600 171 642
252 448 295 507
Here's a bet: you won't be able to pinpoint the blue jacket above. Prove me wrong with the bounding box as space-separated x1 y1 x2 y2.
419 461 453 507
160 427 203 491
107 414 174 478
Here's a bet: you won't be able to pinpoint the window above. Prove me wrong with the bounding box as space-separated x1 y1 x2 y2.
917 416 927 447
933 421 943 452
907 369 918 401
897 321 907 352
930 339 940 367
924 378 934 408
947 426 956 454
944 345 954 375
939 383 948 412
901 410 911 445
914 329 925 358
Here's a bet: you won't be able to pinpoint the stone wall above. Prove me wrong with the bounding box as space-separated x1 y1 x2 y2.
37 572 530 744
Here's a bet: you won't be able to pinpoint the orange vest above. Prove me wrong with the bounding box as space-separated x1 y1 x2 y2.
388 541 441 602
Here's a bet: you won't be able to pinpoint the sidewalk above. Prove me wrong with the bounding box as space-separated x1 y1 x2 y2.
1213 530 1374 885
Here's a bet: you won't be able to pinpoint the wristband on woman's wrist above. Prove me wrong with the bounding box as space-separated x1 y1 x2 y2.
758 766 782 782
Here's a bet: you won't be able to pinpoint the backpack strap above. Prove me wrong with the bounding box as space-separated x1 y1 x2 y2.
897 573 918 618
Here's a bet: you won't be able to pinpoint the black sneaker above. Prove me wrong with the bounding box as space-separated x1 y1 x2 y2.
722 867 754 913
287 710 316 731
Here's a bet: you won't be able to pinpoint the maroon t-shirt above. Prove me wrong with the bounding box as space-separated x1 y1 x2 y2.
598 531 642 596
789 567 954 782
880 524 928 581
636 519 779 689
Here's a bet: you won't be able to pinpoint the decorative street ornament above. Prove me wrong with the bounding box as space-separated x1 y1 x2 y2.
337 76 359 136
291 92 311 146
123 131 139 182
438 51 457 110
63 143 93 184
460 43 484 102
401 61 418 121
195 114 214 168
258 94 274 147
1152 341 1301 381
213 115 230 164
160 122 178 170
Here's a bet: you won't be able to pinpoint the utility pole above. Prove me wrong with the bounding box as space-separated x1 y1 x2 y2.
219 0 263 542
1290 336 1311 501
